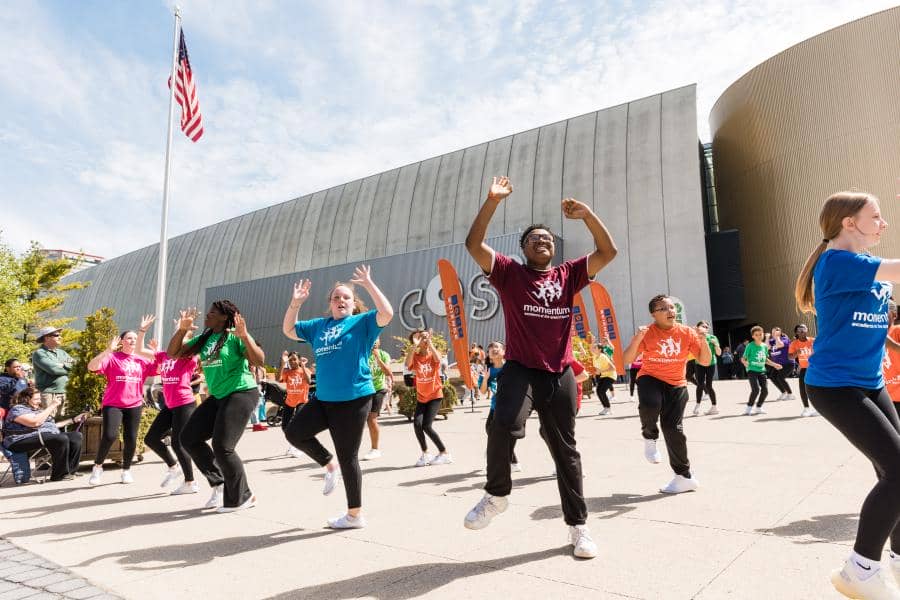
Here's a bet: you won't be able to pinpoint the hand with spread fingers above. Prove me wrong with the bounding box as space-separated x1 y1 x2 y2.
487 176 513 202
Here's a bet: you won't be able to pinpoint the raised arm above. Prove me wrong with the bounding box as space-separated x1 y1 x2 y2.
276 351 289 382
351 265 393 327
167 308 199 357
299 356 313 382
465 176 513 273
234 314 265 368
282 280 312 340
561 198 617 277
622 326 648 367
135 314 158 361
87 336 120 373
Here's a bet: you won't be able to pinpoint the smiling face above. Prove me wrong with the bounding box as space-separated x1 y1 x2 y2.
794 324 808 340
752 329 764 343
650 297 677 328
330 285 355 319
288 354 300 369
119 331 138 354
522 228 555 267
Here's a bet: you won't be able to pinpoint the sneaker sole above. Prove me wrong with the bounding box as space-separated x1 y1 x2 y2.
830 569 859 599
573 548 598 559
464 517 492 530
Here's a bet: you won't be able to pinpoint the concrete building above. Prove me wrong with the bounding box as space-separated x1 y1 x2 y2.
60 85 710 358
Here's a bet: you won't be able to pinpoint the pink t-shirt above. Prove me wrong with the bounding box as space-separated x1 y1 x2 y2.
488 252 590 373
155 352 199 409
95 352 156 409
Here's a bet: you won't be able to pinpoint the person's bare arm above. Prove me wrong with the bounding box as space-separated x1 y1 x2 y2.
234 314 265 368
465 177 512 273
168 308 199 357
623 327 648 367
562 198 617 277
283 280 312 341
351 265 393 327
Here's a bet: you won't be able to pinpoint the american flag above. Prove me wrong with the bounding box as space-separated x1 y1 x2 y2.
170 30 203 142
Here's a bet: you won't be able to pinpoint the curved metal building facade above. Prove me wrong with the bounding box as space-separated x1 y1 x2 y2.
62 85 710 352
710 7 900 331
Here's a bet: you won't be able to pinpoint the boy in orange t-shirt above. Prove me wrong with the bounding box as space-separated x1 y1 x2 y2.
405 329 452 467
788 324 817 417
277 351 312 457
623 294 709 495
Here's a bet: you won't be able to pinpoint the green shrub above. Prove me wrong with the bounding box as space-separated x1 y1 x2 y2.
66 307 118 417
395 381 459 421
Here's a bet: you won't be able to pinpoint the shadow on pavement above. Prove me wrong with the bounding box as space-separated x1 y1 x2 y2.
6 509 212 541
446 474 556 495
397 469 483 488
754 416 804 423
756 513 858 544
264 545 571 600
1 493 163 518
531 492 669 521
75 528 336 570
262 462 320 475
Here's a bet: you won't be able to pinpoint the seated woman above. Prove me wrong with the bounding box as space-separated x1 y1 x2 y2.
2 386 84 482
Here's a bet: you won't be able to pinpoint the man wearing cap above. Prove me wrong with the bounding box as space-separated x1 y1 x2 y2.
31 327 74 416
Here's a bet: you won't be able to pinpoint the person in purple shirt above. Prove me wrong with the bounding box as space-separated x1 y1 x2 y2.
462 175 617 560
766 327 795 402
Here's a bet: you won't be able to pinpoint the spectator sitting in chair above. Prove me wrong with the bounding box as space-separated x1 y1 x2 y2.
2 386 85 482
0 359 28 411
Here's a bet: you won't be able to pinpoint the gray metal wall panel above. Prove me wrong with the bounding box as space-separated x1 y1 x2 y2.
452 143 487 244
385 163 419 256
260 201 296 279
240 206 274 282
329 179 362 266
346 174 380 262
296 191 327 270
180 224 216 314
164 233 200 321
561 112 597 259
366 169 400 259
532 121 567 235
192 222 231 311
406 157 441 252
504 129 539 234
311 185 345 269
480 137 513 237
281 195 311 273
223 215 256 288
430 150 463 247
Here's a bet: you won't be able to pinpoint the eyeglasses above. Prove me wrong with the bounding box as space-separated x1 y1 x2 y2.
525 234 553 244
651 307 671 313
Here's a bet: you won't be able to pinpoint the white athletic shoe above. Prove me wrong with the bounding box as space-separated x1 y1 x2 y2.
160 467 181 488
890 553 900 588
598 407 610 416
808 408 819 417
415 453 433 467
120 470 134 484
216 494 256 513
323 467 342 496
569 525 598 559
660 474 699 494
705 406 719 415
283 445 294 457
88 465 103 486
431 452 453 465
777 392 787 402
692 404 701 416
743 405 753 416
204 484 224 509
327 513 367 529
170 481 199 495
831 558 900 600
702 394 711 403
644 439 662 464
801 407 813 417
464 493 509 530
362 449 382 461
786 393 796 402
751 406 767 415
511 462 523 473
288 446 305 459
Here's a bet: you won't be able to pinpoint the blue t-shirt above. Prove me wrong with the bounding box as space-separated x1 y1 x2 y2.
806 250 892 389
487 364 503 409
294 310 383 402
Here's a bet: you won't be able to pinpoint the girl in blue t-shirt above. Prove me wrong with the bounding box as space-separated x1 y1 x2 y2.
794 191 900 599
481 342 519 470
281 265 393 530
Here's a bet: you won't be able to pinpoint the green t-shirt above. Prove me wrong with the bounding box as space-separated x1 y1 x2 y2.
368 349 391 392
743 341 768 373
189 332 257 398
698 334 719 367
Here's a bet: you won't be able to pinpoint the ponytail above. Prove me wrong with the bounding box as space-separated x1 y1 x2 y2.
794 241 829 314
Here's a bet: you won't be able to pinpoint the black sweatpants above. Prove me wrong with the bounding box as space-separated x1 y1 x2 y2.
767 365 792 395
285 395 371 509
485 360 586 526
181 388 257 508
282 404 300 432
797 369 809 408
637 376 691 477
694 364 717 405
414 398 446 453
747 372 768 407
629 367 640 396
485 408 518 464
144 402 197 481
95 405 142 469
808 385 900 559
594 376 613 408
7 431 83 480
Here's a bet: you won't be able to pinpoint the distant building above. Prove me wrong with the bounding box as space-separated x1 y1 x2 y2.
40 249 104 274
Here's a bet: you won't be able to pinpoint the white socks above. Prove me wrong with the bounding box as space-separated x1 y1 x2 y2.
850 550 880 580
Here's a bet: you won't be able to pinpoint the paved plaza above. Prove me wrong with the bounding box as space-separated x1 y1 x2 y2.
0 380 878 599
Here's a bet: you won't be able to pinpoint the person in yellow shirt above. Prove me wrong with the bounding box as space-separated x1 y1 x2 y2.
590 339 617 416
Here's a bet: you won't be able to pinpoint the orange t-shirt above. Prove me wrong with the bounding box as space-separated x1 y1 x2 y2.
788 338 815 370
882 327 900 402
411 353 443 402
637 323 702 387
281 367 310 408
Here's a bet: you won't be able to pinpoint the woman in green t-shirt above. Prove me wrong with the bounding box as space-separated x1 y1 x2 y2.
168 300 266 513
740 325 783 416
692 321 721 416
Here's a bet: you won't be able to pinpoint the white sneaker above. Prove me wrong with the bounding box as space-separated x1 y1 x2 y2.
170 481 199 495
598 407 610 416
705 406 719 415
832 558 900 600
464 493 509 530
327 513 367 529
283 445 294 457
362 449 382 461
660 474 699 494
702 394 711 403
88 465 103 486
431 453 453 465
743 405 753 416
786 393 796 401
569 525 598 559
644 439 662 464
801 407 813 417
323 467 342 496
120 470 134 484
511 462 523 473
890 553 900 588
415 453 433 467
160 467 181 488
692 404 701 416
751 406 767 415
775 392 785 402
809 408 819 417
288 446 305 459
216 494 256 513
204 484 224 509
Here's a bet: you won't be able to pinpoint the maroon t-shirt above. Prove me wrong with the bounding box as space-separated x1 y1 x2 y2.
488 251 590 372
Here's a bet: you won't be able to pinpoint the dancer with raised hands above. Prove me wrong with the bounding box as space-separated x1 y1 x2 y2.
405 329 452 467
169 302 265 513
281 264 393 529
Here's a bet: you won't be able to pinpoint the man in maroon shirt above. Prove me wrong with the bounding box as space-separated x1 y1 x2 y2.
462 175 617 559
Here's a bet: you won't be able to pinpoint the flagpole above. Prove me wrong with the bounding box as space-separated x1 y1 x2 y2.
154 6 181 345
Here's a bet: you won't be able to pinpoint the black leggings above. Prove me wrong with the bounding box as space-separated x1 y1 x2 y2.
285 395 371 509
629 367 640 396
95 405 143 469
414 398 446 453
694 364 717 405
593 377 613 408
747 372 768 407
797 369 809 408
637 376 690 477
808 385 900 559
144 402 196 481
486 409 517 464
181 388 257 508
767 366 792 394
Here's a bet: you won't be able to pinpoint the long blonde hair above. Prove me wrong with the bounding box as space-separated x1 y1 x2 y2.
794 191 875 313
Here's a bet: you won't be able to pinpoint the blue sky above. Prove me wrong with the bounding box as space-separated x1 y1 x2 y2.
1 1 895 259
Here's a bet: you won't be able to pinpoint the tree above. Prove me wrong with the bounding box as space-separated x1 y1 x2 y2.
16 241 87 345
0 238 31 360
66 307 118 414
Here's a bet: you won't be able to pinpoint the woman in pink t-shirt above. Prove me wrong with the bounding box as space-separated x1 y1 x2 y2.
135 315 202 495
86 321 155 485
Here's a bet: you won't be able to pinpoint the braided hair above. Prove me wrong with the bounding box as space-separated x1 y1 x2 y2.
181 300 239 361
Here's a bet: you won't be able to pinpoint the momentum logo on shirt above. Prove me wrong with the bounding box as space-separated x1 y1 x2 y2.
532 280 563 307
